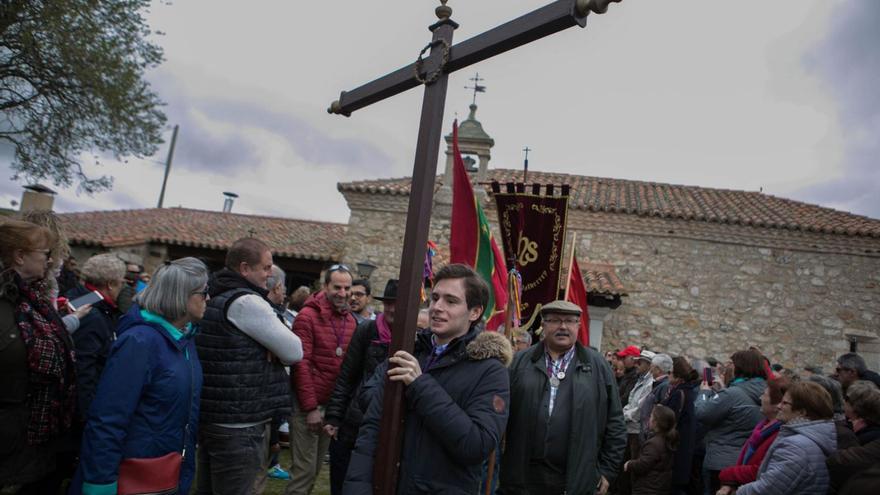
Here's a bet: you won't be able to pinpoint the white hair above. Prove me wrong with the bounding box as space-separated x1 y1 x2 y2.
267 264 286 291
652 353 674 374
135 257 208 321
81 253 126 286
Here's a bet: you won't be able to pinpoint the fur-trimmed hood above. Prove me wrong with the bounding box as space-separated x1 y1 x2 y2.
466 330 514 367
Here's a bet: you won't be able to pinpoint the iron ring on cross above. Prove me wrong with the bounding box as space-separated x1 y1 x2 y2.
414 39 451 85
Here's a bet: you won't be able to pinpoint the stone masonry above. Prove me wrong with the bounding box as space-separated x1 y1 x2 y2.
340 187 880 371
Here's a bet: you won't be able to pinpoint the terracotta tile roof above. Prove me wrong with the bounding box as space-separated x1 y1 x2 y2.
339 169 880 238
581 262 627 296
559 261 627 297
59 208 346 261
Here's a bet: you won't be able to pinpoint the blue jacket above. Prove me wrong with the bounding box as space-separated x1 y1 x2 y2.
77 306 202 495
737 419 837 495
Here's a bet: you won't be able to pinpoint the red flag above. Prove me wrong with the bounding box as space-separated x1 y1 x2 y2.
449 121 508 330
566 251 590 346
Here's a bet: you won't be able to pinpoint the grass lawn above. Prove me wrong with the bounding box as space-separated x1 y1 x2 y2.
190 447 331 495
263 448 331 495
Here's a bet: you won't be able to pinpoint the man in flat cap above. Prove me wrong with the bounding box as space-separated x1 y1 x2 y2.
499 300 626 495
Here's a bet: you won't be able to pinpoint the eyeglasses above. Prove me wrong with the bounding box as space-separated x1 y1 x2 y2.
328 264 351 274
544 318 580 326
192 287 210 297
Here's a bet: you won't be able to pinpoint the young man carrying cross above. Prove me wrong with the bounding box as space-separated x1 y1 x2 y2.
343 264 512 494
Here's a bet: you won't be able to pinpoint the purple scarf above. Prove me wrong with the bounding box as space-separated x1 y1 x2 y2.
373 313 391 344
742 418 781 465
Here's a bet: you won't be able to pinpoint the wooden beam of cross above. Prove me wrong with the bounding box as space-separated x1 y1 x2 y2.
327 1 622 494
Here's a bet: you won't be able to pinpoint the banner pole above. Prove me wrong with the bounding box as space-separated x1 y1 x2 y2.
564 232 577 300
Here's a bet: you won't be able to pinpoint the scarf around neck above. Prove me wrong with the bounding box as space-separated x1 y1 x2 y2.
14 273 77 445
373 313 391 345
743 418 781 464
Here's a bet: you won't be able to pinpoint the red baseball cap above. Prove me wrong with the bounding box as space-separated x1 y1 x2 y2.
616 345 641 358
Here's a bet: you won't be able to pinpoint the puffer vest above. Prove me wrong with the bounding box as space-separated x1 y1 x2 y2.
196 288 290 424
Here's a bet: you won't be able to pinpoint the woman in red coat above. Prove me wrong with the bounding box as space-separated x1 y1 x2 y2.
716 377 791 494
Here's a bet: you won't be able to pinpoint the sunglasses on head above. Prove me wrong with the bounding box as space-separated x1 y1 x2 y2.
328 264 351 274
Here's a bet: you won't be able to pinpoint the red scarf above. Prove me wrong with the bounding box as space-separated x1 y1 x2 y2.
84 282 118 309
373 313 391 345
14 274 77 445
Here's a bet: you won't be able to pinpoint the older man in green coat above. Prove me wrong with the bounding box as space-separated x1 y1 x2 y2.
499 300 626 495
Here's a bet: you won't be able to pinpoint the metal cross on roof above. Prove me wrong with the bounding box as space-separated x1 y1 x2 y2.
464 72 486 105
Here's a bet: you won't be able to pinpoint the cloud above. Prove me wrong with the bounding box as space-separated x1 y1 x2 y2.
149 75 393 176
795 1 880 218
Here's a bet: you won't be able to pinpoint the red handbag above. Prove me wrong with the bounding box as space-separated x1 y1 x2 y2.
117 451 182 495
117 347 194 495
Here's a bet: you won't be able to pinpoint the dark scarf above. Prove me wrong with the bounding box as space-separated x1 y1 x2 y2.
14 273 77 445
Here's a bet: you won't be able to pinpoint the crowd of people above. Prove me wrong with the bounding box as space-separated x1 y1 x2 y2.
2 214 880 495
598 345 880 495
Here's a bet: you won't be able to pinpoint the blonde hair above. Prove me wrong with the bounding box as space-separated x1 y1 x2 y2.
0 219 57 268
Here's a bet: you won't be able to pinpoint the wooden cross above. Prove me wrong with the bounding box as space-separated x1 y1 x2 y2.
327 1 622 493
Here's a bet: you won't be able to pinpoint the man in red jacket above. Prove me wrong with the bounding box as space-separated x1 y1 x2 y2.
286 264 356 495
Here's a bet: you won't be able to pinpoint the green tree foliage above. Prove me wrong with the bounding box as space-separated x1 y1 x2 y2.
0 0 166 193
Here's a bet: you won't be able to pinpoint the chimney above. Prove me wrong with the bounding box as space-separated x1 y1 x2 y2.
20 184 57 212
222 191 238 213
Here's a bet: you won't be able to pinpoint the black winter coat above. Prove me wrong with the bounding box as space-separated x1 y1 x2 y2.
859 369 880 389
196 269 290 424
66 285 120 421
661 379 700 486
499 342 627 495
619 366 639 408
344 327 512 495
828 435 880 494
324 318 388 447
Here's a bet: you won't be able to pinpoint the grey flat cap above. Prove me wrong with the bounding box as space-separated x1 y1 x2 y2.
540 300 582 316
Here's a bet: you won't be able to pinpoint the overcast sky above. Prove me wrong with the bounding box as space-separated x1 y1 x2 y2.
1 0 878 223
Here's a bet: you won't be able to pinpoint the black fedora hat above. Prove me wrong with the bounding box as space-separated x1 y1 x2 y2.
373 279 398 302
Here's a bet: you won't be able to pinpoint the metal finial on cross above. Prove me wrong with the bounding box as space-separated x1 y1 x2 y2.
464 72 486 105
436 0 452 19
523 146 531 182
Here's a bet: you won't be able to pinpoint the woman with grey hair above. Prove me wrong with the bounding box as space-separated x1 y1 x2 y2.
65 252 127 421
842 380 880 445
74 257 208 495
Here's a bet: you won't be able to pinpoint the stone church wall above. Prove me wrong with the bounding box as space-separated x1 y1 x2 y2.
342 190 880 370
575 223 879 370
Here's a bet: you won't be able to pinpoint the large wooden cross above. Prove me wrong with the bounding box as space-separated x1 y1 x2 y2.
328 1 621 493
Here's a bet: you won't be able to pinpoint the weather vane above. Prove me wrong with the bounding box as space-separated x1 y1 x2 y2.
464 72 486 105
